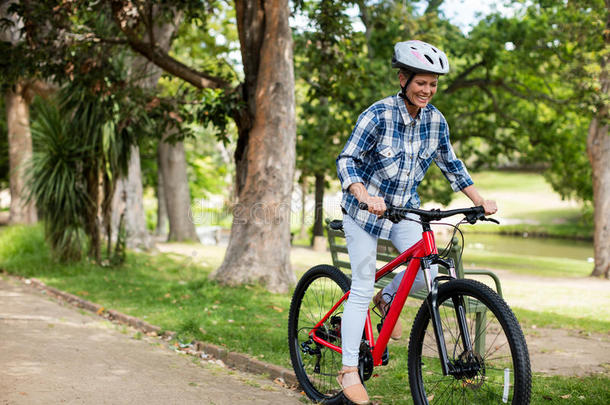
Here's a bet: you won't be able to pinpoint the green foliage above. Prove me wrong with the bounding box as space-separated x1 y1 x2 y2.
26 51 159 262
157 5 241 144
433 0 607 204
184 124 231 198
0 225 49 268
294 0 364 179
27 101 90 261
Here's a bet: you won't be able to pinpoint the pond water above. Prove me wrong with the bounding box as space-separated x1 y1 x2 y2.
439 232 594 262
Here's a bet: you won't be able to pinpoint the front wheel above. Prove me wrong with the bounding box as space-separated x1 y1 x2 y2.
408 279 531 404
288 265 350 404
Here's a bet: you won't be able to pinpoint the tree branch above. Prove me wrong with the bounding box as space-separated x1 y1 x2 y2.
480 86 531 131
109 0 230 90
127 38 230 89
446 74 569 105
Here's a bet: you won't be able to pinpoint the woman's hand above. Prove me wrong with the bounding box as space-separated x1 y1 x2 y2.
363 195 387 216
348 183 387 216
480 199 497 216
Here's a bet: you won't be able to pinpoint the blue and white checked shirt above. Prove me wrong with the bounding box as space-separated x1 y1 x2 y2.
337 93 474 239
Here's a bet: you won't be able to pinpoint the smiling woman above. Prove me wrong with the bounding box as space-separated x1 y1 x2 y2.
333 39 500 404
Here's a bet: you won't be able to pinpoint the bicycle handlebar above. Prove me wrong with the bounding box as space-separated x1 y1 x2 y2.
357 202 499 225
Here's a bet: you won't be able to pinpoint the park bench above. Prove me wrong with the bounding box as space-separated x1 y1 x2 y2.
325 218 504 355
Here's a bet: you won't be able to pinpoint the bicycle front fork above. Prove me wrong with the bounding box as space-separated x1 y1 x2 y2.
422 256 474 377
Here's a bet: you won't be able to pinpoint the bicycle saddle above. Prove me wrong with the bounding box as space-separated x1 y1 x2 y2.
328 220 343 231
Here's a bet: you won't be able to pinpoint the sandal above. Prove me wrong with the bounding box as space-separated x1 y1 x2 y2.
373 289 402 340
337 367 369 405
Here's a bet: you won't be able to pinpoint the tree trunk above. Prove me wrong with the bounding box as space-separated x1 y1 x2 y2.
312 173 325 237
155 147 168 237
158 131 198 241
5 82 37 225
298 176 308 240
212 0 296 293
111 145 152 250
312 172 326 251
110 11 180 248
84 163 101 262
587 117 610 279
588 15 610 278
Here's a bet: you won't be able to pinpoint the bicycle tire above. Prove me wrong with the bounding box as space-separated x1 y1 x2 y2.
288 264 350 404
408 279 531 405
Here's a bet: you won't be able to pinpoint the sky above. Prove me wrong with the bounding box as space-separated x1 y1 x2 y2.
438 0 518 33
341 1 520 34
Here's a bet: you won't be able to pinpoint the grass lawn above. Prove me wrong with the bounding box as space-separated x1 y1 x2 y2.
438 171 593 240
1 224 609 404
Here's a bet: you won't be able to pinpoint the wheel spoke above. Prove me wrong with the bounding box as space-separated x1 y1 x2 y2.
407 279 530 405
288 266 349 403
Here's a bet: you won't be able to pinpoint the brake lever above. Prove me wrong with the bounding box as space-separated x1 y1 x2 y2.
464 212 500 225
464 213 479 224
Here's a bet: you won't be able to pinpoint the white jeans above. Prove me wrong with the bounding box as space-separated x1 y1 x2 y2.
341 214 438 366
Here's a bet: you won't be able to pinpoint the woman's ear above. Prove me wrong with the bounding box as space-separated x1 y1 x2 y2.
398 71 407 88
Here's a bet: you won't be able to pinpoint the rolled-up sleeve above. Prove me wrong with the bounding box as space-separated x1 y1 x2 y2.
336 110 379 191
435 124 474 192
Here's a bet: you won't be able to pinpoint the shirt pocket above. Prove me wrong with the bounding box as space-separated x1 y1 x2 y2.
414 141 439 181
374 144 404 180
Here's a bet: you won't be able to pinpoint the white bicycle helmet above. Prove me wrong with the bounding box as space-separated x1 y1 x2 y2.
392 40 450 75
392 40 450 105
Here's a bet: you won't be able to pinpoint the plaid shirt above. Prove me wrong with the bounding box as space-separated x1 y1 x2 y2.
337 93 473 239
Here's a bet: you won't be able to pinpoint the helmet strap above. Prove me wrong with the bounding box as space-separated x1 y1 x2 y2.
399 72 416 106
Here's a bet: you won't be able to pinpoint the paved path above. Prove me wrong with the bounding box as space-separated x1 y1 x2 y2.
0 277 303 405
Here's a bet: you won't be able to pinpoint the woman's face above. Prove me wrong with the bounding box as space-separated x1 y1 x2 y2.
401 73 438 109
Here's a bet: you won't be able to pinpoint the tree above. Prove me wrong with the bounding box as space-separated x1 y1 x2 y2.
105 0 297 291
158 128 199 241
112 10 197 246
294 0 361 249
440 1 609 277
1 1 38 224
582 1 609 278
4 82 38 224
27 69 145 262
210 0 296 291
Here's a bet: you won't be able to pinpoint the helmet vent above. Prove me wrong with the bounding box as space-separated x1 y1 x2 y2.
424 55 434 64
439 58 444 69
431 47 438 53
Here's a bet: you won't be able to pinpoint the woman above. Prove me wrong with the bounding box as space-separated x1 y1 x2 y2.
335 40 497 404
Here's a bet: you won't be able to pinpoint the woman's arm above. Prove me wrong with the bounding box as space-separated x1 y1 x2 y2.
461 185 497 215
336 110 378 192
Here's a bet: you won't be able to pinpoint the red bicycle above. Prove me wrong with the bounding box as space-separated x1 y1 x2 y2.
288 204 531 404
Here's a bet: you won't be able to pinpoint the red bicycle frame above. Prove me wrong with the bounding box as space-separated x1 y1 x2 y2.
309 227 441 366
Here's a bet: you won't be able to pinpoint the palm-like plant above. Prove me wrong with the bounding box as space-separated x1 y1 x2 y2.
27 101 90 261
27 70 141 262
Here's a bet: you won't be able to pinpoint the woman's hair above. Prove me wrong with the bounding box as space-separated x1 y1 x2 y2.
398 68 413 78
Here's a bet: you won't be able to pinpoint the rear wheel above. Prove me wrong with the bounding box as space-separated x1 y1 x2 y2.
408 279 531 404
288 265 350 404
